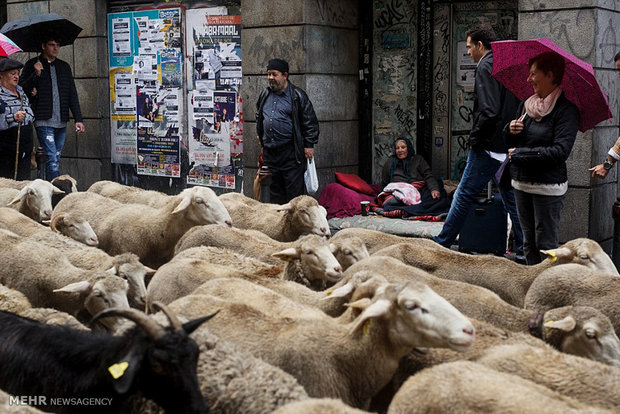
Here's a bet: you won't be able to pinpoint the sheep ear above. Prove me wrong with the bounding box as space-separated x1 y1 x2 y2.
544 315 576 332
172 197 192 214
329 243 338 254
541 247 571 261
272 247 301 261
106 266 116 274
276 202 292 211
144 266 157 276
52 187 65 195
345 297 372 310
322 281 354 301
8 188 28 205
349 299 391 334
109 348 141 394
53 280 92 294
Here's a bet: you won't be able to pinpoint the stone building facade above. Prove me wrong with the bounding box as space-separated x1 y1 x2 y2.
5 0 620 251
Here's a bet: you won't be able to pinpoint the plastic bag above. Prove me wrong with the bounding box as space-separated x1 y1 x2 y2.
304 157 319 196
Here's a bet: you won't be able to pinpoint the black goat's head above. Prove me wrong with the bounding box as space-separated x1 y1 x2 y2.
91 303 217 414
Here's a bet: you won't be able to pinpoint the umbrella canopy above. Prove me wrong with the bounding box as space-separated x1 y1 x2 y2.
491 37 612 132
0 33 22 57
0 13 82 52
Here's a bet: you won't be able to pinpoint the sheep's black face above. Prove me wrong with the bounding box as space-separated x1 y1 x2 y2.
142 333 207 414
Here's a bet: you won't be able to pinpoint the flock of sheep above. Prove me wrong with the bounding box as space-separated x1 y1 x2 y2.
0 176 619 413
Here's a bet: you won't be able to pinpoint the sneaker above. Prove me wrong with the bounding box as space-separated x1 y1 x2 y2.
515 254 526 265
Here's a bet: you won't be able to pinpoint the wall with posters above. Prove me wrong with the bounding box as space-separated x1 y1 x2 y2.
107 4 242 193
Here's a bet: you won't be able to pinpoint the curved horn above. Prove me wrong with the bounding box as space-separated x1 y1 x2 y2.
150 301 183 332
49 214 63 232
90 308 166 340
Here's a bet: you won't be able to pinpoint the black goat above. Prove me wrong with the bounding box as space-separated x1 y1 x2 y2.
0 302 215 414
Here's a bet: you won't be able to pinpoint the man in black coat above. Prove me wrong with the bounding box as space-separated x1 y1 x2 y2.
20 36 84 181
434 28 524 261
256 58 319 204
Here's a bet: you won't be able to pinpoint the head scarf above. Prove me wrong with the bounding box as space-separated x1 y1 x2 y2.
389 137 415 180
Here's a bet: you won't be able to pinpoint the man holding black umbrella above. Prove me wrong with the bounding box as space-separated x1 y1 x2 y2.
20 36 84 180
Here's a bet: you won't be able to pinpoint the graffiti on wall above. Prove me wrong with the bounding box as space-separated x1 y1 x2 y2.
316 0 357 26
372 0 417 184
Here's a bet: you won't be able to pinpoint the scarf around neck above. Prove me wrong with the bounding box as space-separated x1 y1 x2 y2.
524 86 562 121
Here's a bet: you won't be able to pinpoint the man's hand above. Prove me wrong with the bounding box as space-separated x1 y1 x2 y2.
304 148 314 159
589 164 609 179
34 61 43 77
431 190 440 199
13 110 26 122
31 87 37 97
75 122 85 133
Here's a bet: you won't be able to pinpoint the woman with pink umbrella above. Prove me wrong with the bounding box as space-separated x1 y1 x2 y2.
505 51 579 265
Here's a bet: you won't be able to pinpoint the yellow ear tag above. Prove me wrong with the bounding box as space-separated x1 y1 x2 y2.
362 319 372 335
325 289 333 296
543 320 556 326
543 251 557 261
279 256 292 263
108 361 129 379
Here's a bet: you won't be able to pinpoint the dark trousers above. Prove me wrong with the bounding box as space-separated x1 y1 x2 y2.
0 124 33 180
263 143 305 204
513 188 565 265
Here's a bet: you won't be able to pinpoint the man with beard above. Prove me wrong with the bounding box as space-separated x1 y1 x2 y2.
255 58 319 203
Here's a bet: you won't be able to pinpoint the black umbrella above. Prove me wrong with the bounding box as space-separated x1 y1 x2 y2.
0 13 82 52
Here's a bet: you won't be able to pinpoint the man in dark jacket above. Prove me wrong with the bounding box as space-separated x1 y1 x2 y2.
434 28 524 260
20 36 84 181
256 58 319 204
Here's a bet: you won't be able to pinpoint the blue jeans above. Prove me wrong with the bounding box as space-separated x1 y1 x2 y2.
434 148 523 253
36 126 66 181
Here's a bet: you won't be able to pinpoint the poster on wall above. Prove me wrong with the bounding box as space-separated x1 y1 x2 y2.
185 8 242 190
107 8 182 177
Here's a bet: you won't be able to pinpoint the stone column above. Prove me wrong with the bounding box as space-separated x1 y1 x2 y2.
7 0 109 189
518 0 620 251
241 0 359 197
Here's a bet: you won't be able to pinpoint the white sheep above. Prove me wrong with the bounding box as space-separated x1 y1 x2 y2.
477 343 620 409
0 283 32 314
52 189 231 268
525 263 620 334
167 280 475 409
20 308 89 331
87 180 232 225
0 230 130 331
219 192 330 241
0 207 98 246
271 398 371 414
25 231 152 308
387 360 610 414
330 227 440 253
0 388 46 413
0 179 63 221
372 237 618 307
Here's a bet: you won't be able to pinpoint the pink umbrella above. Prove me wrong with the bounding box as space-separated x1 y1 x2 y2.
491 37 612 132
0 33 22 57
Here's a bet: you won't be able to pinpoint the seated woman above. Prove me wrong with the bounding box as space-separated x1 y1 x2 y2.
380 137 450 216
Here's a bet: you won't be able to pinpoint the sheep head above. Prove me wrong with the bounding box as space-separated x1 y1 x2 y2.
347 281 475 353
541 238 619 276
278 195 330 237
172 187 232 227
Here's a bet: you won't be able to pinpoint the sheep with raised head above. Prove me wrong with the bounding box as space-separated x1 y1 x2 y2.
387 360 611 414
476 343 620 409
0 179 63 221
167 280 475 409
0 304 215 414
87 180 231 224
219 192 330 240
344 256 620 360
25 230 152 308
372 238 618 307
52 189 231 268
525 263 620 334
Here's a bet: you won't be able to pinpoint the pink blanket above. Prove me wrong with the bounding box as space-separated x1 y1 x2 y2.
379 182 421 205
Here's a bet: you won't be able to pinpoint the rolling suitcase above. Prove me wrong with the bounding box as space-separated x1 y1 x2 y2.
458 181 507 255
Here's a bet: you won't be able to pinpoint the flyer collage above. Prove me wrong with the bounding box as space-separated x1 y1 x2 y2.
107 7 243 189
